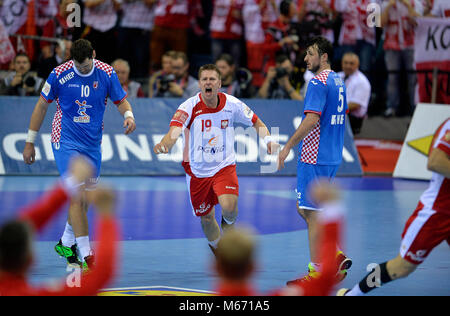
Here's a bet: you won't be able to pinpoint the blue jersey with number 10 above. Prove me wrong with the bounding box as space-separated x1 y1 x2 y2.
40 59 126 149
299 69 348 165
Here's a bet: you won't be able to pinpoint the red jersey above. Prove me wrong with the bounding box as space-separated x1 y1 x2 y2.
216 218 341 296
0 184 119 296
419 118 450 214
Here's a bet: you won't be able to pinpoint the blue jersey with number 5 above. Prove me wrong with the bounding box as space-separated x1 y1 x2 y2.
40 59 126 149
299 69 348 165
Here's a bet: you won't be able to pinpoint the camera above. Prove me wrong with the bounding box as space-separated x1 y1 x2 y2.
158 73 175 92
23 73 36 88
275 67 288 79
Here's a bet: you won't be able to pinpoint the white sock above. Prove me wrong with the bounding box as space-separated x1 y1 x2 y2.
346 284 364 296
76 236 91 261
208 237 221 249
61 222 75 247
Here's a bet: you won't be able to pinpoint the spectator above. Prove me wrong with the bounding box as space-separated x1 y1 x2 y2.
381 0 423 117
210 0 245 67
1 53 43 96
150 0 194 72
112 59 145 98
55 0 77 40
37 39 73 79
154 51 200 98
263 0 299 71
338 52 371 135
215 53 253 98
148 50 176 98
215 180 345 296
242 0 267 87
117 0 155 80
82 0 121 64
429 0 450 17
297 0 336 44
334 0 376 76
0 156 119 296
258 54 303 100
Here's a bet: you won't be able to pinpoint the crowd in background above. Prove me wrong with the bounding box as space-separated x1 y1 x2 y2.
0 0 448 125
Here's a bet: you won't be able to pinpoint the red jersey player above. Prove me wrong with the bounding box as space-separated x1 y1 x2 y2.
215 180 345 296
154 64 279 254
0 156 119 296
338 118 450 296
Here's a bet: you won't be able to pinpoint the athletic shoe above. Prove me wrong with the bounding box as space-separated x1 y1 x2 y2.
336 288 350 296
55 240 81 267
286 263 320 286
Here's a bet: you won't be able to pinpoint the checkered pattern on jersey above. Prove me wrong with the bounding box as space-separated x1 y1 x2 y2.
313 69 332 85
54 61 74 77
95 60 113 78
300 123 321 164
51 99 62 143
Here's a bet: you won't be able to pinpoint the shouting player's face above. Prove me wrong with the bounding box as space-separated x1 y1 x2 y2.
199 69 221 104
304 45 321 74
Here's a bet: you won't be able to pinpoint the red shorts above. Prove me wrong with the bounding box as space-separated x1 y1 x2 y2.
183 162 239 217
400 201 450 265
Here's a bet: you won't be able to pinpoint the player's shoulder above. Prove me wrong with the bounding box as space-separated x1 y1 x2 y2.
221 92 246 109
94 59 114 78
53 60 75 78
180 92 202 110
309 70 333 89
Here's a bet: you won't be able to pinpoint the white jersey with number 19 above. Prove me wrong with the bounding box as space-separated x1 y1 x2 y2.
169 92 258 178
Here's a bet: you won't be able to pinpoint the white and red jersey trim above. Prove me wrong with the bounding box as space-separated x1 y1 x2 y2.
169 92 258 178
419 118 450 214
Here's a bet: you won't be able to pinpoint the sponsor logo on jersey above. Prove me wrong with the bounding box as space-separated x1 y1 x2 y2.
42 81 51 96
58 71 74 85
74 100 92 123
208 136 218 146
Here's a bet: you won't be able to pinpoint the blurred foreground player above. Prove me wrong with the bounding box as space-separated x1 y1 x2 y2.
154 64 279 255
215 180 346 296
22 39 135 270
0 157 119 296
338 118 450 296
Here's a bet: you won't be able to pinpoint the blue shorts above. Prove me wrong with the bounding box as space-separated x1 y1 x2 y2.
296 162 339 211
52 142 101 189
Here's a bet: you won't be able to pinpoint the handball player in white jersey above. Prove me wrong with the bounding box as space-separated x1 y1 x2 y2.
154 64 279 254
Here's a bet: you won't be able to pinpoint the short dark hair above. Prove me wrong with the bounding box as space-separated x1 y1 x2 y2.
0 220 31 273
279 0 293 16
198 64 221 80
14 52 30 63
275 54 290 65
70 39 94 63
215 53 235 67
307 36 333 64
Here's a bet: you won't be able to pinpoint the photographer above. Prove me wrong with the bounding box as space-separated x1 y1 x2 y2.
2 53 43 96
154 51 200 99
258 54 303 100
215 53 254 98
